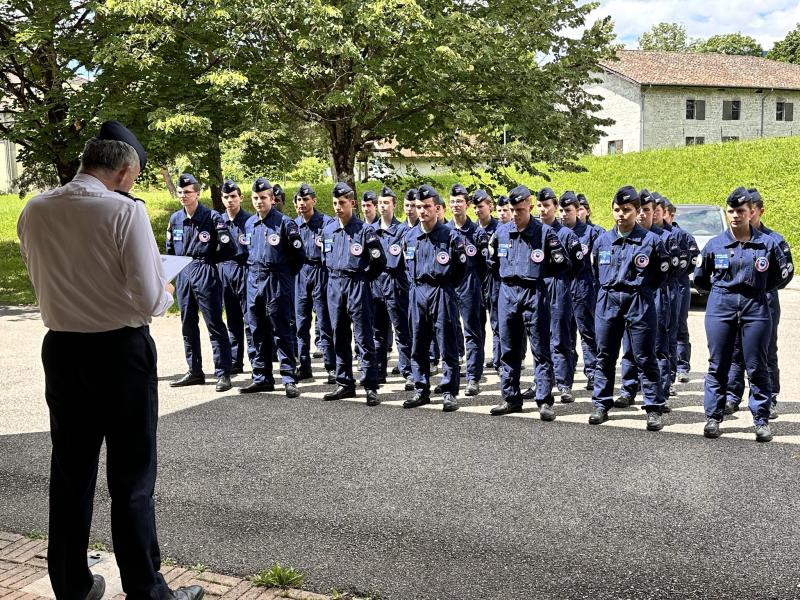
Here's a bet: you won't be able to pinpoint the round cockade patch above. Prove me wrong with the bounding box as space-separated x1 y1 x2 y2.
755 256 769 272
198 231 211 243
466 244 477 257
351 242 363 256
315 235 323 247
239 233 249 245
634 253 649 268
581 243 589 255
436 251 450 265
530 249 545 263
268 233 280 246
389 243 402 256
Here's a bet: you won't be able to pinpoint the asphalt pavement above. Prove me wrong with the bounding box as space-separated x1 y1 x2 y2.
2 293 800 600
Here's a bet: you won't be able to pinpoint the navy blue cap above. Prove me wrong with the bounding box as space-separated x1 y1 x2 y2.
471 189 491 204
508 185 532 205
333 182 353 198
577 193 589 208
178 173 199 187
537 187 557 202
496 195 510 206
450 183 468 197
379 186 396 199
614 186 639 205
298 183 315 197
252 177 271 192
362 190 377 203
748 187 763 207
97 120 147 171
559 191 579 208
221 179 240 194
639 189 655 206
727 187 752 207
404 188 419 202
272 183 285 198
418 184 440 202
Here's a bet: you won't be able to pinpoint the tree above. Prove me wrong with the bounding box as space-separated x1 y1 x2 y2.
768 24 800 63
693 33 762 56
0 0 106 191
638 22 689 52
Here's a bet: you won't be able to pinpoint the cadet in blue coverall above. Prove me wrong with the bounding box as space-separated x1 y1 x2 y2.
401 184 467 412
589 186 671 431
239 177 304 397
487 185 568 421
167 173 235 392
560 191 600 391
321 182 386 405
293 183 336 384
371 186 414 390
218 179 253 375
724 188 793 419
536 187 585 403
448 183 487 396
694 187 790 442
473 189 500 371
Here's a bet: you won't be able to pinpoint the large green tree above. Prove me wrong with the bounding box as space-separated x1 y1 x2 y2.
638 22 690 52
693 32 762 56
769 24 800 63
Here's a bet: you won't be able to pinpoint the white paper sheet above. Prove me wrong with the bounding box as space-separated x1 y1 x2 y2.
160 255 193 281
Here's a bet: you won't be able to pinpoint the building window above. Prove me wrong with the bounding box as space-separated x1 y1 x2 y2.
723 100 741 121
721 136 739 142
607 140 623 155
686 137 705 146
777 101 794 121
686 99 705 120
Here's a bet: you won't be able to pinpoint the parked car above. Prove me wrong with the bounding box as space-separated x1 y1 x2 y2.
674 204 729 296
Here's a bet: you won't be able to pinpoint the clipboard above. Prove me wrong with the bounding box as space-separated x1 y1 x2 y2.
160 255 193 281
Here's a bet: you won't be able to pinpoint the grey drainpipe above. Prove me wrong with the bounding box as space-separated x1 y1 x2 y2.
640 84 651 151
760 88 774 138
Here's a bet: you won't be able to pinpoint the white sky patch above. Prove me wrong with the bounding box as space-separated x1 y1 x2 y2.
580 0 800 50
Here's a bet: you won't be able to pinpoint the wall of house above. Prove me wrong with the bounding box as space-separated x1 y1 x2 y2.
641 86 800 149
0 113 19 194
356 155 452 181
586 71 643 156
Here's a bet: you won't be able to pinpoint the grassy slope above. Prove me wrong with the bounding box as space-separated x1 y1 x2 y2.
2 135 799 305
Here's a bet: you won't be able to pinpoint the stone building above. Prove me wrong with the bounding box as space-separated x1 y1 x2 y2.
588 50 800 156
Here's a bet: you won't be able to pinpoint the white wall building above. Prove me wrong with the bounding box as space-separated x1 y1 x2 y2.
588 51 800 156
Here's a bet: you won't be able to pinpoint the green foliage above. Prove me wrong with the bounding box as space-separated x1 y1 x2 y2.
768 23 800 64
89 541 108 551
162 556 176 567
638 22 690 51
251 564 305 590
287 157 330 186
190 563 208 573
692 33 762 56
25 530 46 540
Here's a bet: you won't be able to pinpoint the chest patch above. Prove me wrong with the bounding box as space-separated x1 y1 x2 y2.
351 242 363 256
198 231 210 243
755 256 769 272
634 253 649 268
315 235 323 248
530 249 544 263
389 243 402 256
598 250 611 265
436 251 450 265
239 233 250 245
268 233 280 246
405 246 416 260
466 244 477 257
714 253 730 270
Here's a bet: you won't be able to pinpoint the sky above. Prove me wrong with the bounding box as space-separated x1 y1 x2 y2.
584 0 800 50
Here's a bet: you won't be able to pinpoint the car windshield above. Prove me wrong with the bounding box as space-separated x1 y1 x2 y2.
676 208 725 236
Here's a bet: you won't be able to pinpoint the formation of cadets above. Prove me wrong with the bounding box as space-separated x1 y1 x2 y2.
165 175 793 442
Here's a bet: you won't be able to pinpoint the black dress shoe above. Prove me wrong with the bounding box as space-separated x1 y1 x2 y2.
442 393 459 412
170 372 205 387
86 574 105 600
646 411 663 431
391 366 401 375
433 383 444 394
312 350 324 359
230 365 244 375
285 383 300 398
490 400 523 416
539 403 555 421
484 360 495 369
295 368 314 381
588 406 608 425
239 381 275 393
404 377 415 391
215 375 232 392
755 423 773 443
326 370 337 384
323 385 356 401
465 381 480 396
769 405 779 420
703 418 721 439
403 393 430 408
584 379 594 391
614 394 632 408
677 372 691 383
723 401 739 415
170 585 205 600
521 387 535 400
366 389 380 406
661 402 672 414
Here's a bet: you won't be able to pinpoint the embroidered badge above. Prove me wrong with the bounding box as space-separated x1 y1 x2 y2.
581 243 589 255
552 251 565 263
530 249 545 263
239 233 250 245
598 250 611 265
389 243 402 256
198 231 210 243
351 242 363 256
660 261 669 272
370 248 380 259
219 234 230 244
634 254 649 268
575 251 584 260
755 256 769 272
436 251 450 265
173 229 183 242
315 235 323 247
404 246 416 260
714 253 730 269
466 244 477 257
268 233 280 246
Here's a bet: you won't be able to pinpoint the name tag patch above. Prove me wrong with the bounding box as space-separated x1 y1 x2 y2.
714 253 730 269
172 229 183 241
598 250 611 265
497 243 509 258
324 238 333 253
404 246 416 260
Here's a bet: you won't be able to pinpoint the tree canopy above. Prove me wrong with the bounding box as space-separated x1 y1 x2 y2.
768 24 800 64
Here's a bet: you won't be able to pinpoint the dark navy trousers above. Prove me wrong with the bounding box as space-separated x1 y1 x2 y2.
246 270 297 385
675 278 693 374
372 271 413 378
42 327 170 600
410 283 461 395
455 272 484 382
218 261 253 370
569 274 597 384
546 275 574 389
295 262 334 372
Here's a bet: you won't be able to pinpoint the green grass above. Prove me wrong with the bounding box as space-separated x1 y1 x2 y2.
3 136 800 306
251 563 306 589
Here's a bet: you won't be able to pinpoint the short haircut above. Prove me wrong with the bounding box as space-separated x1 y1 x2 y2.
79 137 139 173
614 198 641 210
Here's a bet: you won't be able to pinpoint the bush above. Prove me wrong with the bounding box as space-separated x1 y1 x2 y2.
287 157 329 185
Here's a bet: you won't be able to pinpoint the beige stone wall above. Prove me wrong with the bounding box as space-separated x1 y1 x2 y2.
587 71 643 156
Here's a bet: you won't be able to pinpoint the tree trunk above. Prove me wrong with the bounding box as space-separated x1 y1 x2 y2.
54 156 79 185
161 167 177 197
207 136 224 212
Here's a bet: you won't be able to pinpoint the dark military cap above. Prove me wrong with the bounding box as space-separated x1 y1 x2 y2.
221 179 240 194
98 120 147 171
379 185 396 199
727 187 752 207
471 189 491 204
404 188 419 202
496 195 510 206
178 173 199 187
272 183 285 199
362 190 377 203
508 185 533 205
638 188 655 205
252 177 271 192
450 183 468 197
577 193 589 208
333 182 353 198
537 187 557 202
559 191 579 208
298 183 316 198
614 186 639 205
419 184 445 206
748 187 763 207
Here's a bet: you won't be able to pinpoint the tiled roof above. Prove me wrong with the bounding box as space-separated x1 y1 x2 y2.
598 50 800 91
